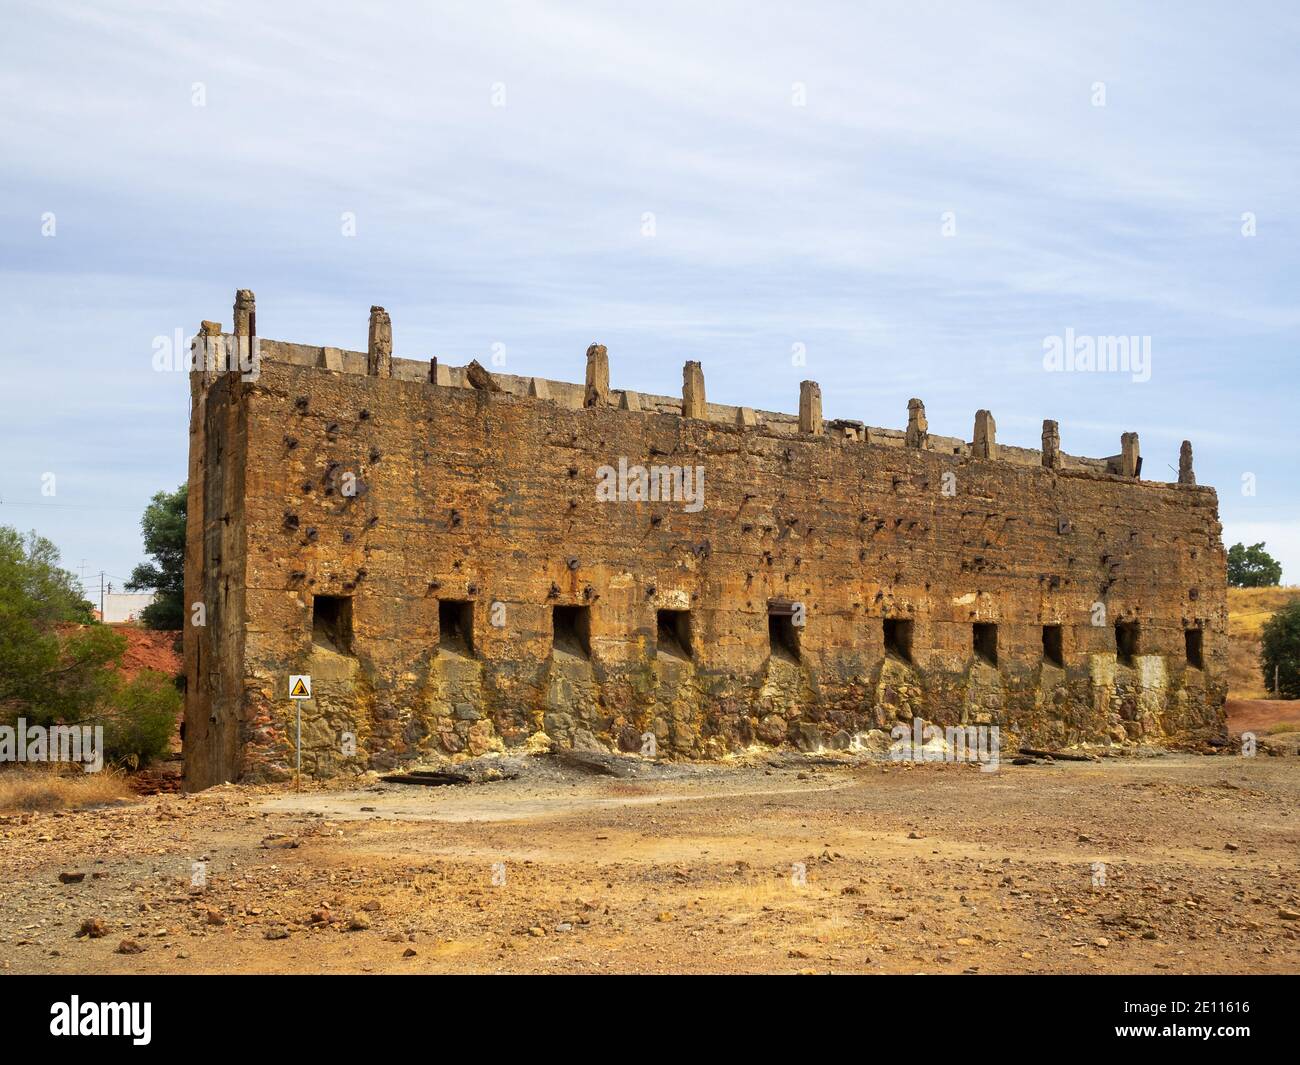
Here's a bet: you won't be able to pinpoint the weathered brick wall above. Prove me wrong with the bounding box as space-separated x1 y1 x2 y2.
183 309 1227 788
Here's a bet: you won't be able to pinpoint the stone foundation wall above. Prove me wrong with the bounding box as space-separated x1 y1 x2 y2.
183 303 1227 788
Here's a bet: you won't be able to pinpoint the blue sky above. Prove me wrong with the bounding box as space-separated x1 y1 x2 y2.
1 0 1297 596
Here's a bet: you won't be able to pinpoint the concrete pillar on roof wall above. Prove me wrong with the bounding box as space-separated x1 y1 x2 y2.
1120 432 1141 478
233 289 255 338
1179 440 1196 485
799 380 823 435
367 306 392 378
584 344 609 407
1042 419 1062 470
905 398 928 448
232 290 255 377
195 319 222 383
972 409 997 460
682 361 706 419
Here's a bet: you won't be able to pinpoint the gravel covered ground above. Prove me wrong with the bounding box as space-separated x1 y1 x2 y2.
2 750 1297 974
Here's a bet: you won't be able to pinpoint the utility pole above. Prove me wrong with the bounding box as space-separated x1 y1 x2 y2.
75 568 106 619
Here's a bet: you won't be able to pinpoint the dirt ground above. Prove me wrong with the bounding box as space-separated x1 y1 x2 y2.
1227 698 1300 737
2 748 1297 975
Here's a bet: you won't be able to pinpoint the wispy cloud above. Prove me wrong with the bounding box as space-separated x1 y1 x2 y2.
0 0 1296 582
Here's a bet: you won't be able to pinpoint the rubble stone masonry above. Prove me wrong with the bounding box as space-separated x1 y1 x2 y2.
183 293 1227 789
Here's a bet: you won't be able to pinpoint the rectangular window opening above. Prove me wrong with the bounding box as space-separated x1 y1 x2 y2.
553 605 591 658
767 604 801 663
438 599 475 655
1115 620 1140 666
312 594 353 654
1042 624 1065 668
657 609 692 660
883 618 913 664
973 622 998 666
1185 626 1204 670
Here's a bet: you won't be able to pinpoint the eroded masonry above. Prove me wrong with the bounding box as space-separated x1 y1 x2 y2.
183 291 1227 789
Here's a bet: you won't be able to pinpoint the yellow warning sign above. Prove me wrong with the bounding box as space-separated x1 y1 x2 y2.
289 674 312 699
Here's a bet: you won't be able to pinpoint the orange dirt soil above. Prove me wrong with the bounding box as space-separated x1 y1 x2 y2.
1 752 1296 975
110 625 181 681
1227 700 1300 736
3 609 1292 975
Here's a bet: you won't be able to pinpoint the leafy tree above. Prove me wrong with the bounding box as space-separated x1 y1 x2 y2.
1261 600 1300 698
126 484 187 630
1227 542 1282 588
2 527 95 624
0 527 124 725
0 526 179 764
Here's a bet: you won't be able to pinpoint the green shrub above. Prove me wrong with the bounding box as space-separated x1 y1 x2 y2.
101 670 182 767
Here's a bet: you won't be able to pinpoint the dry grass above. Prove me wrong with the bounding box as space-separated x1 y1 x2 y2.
1227 586 1300 698
1228 633 1268 698
1227 586 1300 636
0 765 135 813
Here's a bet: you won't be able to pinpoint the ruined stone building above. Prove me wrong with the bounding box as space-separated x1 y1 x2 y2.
183 291 1227 789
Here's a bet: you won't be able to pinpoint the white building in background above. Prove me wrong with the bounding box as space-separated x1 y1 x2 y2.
97 592 156 623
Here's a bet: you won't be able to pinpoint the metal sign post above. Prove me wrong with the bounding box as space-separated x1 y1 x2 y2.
289 675 312 792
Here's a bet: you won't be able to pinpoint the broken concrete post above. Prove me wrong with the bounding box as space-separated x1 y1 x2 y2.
1042 419 1062 470
584 344 609 407
367 306 392 379
972 410 997 460
1179 440 1196 485
799 381 823 436
466 359 503 392
1121 432 1141 478
233 290 255 338
682 361 706 419
232 290 255 376
905 398 928 448
195 320 222 379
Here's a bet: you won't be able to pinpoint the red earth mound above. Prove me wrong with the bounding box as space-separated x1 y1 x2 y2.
1226 698 1300 735
109 624 181 680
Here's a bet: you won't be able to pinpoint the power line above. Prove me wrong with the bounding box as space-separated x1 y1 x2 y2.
0 500 142 511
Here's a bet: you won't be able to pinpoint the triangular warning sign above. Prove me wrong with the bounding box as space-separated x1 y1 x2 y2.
290 678 309 697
